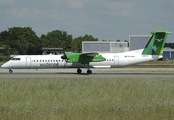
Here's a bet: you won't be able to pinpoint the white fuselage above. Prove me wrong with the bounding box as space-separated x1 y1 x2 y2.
1 49 162 70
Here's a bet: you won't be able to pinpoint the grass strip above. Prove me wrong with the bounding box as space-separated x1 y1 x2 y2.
0 78 174 120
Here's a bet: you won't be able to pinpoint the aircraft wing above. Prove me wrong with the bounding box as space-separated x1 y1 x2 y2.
80 52 99 56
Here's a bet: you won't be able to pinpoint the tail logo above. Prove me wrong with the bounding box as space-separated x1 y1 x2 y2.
152 45 157 52
156 38 163 42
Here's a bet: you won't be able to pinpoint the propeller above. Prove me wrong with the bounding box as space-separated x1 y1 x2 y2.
61 51 67 60
61 51 68 68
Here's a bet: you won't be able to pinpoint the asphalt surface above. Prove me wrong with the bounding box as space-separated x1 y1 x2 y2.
0 68 174 79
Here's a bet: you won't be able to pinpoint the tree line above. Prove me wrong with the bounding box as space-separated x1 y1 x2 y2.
0 27 173 58
0 27 98 57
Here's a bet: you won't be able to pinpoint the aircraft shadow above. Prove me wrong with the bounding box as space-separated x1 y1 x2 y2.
0 72 173 76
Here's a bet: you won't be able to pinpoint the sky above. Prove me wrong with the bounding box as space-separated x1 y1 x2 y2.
0 0 174 42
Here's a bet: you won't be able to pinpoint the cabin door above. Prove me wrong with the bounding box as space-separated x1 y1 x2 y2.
26 57 31 67
114 56 119 66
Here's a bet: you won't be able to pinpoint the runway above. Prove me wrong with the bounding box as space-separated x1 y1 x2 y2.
0 68 174 79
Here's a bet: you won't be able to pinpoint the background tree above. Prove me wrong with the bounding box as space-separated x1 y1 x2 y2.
0 27 40 55
40 30 72 51
164 43 174 49
116 39 120 42
124 40 129 47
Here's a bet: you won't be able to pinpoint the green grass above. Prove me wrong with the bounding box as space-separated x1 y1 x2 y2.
0 78 174 120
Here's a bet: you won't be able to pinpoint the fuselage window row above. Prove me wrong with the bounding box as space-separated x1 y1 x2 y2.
106 59 114 61
32 60 64 62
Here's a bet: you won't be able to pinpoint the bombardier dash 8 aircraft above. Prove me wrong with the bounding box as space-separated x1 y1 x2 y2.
1 30 171 74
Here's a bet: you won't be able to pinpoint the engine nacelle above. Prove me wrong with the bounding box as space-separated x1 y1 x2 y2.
65 53 106 64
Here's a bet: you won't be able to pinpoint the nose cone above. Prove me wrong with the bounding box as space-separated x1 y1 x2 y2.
1 62 9 68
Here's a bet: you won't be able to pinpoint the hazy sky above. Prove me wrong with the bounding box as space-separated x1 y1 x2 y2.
0 0 174 42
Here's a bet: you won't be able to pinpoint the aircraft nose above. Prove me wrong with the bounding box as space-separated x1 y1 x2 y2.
1 62 9 68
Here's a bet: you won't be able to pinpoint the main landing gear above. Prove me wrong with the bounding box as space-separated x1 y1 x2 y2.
9 69 13 73
77 68 82 74
77 68 92 74
87 69 92 74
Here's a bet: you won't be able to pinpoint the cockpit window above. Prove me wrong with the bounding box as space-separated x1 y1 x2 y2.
11 58 21 60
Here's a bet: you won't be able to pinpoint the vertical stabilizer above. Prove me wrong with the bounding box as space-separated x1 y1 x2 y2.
142 31 170 55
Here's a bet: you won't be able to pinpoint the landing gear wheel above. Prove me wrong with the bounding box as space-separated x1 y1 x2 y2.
87 70 92 74
77 68 82 74
9 69 13 73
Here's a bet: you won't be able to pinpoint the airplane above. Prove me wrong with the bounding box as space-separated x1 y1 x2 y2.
1 30 171 74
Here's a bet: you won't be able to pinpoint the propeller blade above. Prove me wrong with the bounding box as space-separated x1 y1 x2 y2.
61 55 67 59
61 51 67 59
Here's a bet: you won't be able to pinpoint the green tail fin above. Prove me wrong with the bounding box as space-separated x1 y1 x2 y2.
142 30 171 55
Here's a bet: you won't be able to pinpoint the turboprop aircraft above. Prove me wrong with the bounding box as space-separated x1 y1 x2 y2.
1 30 170 74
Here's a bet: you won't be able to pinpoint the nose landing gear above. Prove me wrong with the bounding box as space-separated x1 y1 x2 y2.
9 69 13 73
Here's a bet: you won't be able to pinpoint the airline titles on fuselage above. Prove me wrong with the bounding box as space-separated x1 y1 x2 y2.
40 63 58 67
